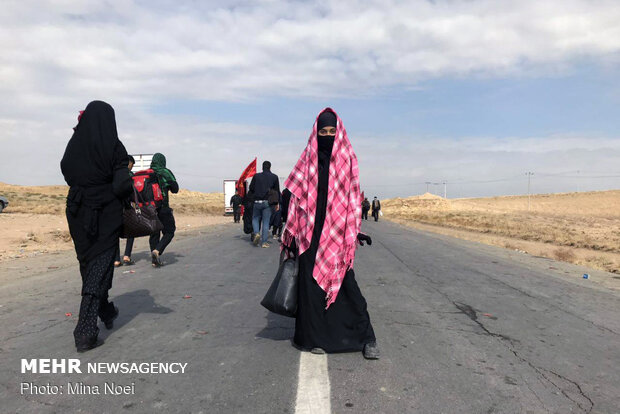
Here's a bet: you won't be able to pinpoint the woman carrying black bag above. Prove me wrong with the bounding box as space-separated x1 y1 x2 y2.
61 101 133 352
115 155 136 267
280 108 378 360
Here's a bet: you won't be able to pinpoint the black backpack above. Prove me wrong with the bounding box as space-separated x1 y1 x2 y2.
132 169 164 208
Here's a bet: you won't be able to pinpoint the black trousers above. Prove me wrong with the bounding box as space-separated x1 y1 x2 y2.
372 209 379 221
233 209 241 223
74 246 117 343
362 209 369 220
115 238 134 262
149 207 176 254
272 224 283 237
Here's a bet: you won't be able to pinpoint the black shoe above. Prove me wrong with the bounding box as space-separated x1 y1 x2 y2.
363 341 380 360
75 336 104 353
151 250 162 267
103 306 119 330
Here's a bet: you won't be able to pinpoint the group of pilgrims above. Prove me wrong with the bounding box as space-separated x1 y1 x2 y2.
61 101 379 359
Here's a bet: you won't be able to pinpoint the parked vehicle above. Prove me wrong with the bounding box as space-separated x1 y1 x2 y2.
223 180 236 215
0 196 8 213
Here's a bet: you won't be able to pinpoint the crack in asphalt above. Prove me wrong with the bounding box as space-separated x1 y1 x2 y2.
506 347 594 413
452 302 514 342
451 301 593 413
384 224 619 337
376 236 595 413
458 263 620 337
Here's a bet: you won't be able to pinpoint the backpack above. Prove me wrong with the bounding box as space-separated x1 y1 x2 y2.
132 169 163 208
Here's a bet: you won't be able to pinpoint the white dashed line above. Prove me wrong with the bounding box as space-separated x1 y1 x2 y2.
295 352 331 414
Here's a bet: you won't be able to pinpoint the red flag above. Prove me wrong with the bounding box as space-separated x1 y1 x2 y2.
237 158 257 198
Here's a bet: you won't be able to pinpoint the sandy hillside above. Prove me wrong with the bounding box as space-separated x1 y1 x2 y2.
0 182 228 262
383 190 620 274
0 182 223 215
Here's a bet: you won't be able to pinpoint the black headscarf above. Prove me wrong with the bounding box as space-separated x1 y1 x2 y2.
61 100 132 262
61 101 128 188
316 109 337 155
317 110 337 131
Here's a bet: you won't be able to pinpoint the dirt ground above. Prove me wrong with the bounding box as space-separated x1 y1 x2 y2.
2 182 619 284
0 182 224 215
0 181 230 262
0 212 230 262
383 190 620 274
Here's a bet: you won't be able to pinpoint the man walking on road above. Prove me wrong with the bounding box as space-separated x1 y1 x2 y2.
230 189 243 223
372 196 381 222
249 161 280 247
361 197 370 220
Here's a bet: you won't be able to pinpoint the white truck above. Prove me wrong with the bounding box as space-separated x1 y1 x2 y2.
223 180 237 215
130 153 154 172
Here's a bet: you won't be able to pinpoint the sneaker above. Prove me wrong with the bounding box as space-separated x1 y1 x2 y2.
363 341 380 360
261 243 270 248
310 347 326 355
253 233 261 246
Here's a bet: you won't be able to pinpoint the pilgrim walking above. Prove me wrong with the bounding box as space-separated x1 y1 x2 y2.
361 197 370 220
282 108 379 359
372 196 381 221
249 161 280 248
115 155 136 267
61 101 133 352
230 189 243 223
149 153 179 267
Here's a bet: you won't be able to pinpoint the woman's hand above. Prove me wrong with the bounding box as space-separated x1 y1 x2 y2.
357 233 372 246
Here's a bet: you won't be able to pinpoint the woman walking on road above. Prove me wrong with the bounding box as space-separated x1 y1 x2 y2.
282 108 379 359
149 152 179 267
115 155 136 267
61 101 133 352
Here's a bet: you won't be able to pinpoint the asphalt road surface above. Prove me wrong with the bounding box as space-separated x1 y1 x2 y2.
1 220 619 413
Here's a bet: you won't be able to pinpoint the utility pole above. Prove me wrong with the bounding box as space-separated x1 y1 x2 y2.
526 172 534 211
443 181 447 198
425 181 431 193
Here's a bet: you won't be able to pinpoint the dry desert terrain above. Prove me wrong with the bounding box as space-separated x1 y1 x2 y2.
2 182 619 281
0 182 228 262
383 190 620 275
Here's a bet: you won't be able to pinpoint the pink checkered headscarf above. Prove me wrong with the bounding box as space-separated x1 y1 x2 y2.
283 108 362 308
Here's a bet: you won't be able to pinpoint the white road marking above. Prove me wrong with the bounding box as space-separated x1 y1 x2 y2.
295 352 331 414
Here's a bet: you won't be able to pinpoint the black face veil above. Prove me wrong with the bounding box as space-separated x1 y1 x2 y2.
316 110 337 153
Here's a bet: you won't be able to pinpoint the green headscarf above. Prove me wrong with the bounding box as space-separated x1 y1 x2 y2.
150 153 177 201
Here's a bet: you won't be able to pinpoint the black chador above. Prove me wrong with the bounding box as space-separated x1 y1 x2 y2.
61 101 133 352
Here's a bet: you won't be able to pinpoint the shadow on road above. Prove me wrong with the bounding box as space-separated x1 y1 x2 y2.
128 251 184 266
255 311 295 341
100 289 173 339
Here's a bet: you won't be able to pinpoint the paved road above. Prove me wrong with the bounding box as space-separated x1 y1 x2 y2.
1 220 619 413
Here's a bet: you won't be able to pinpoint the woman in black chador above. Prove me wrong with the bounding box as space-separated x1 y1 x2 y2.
282 108 379 359
61 101 133 352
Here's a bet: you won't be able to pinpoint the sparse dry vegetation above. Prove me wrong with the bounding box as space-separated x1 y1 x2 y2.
0 182 227 262
0 183 224 216
383 191 620 273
